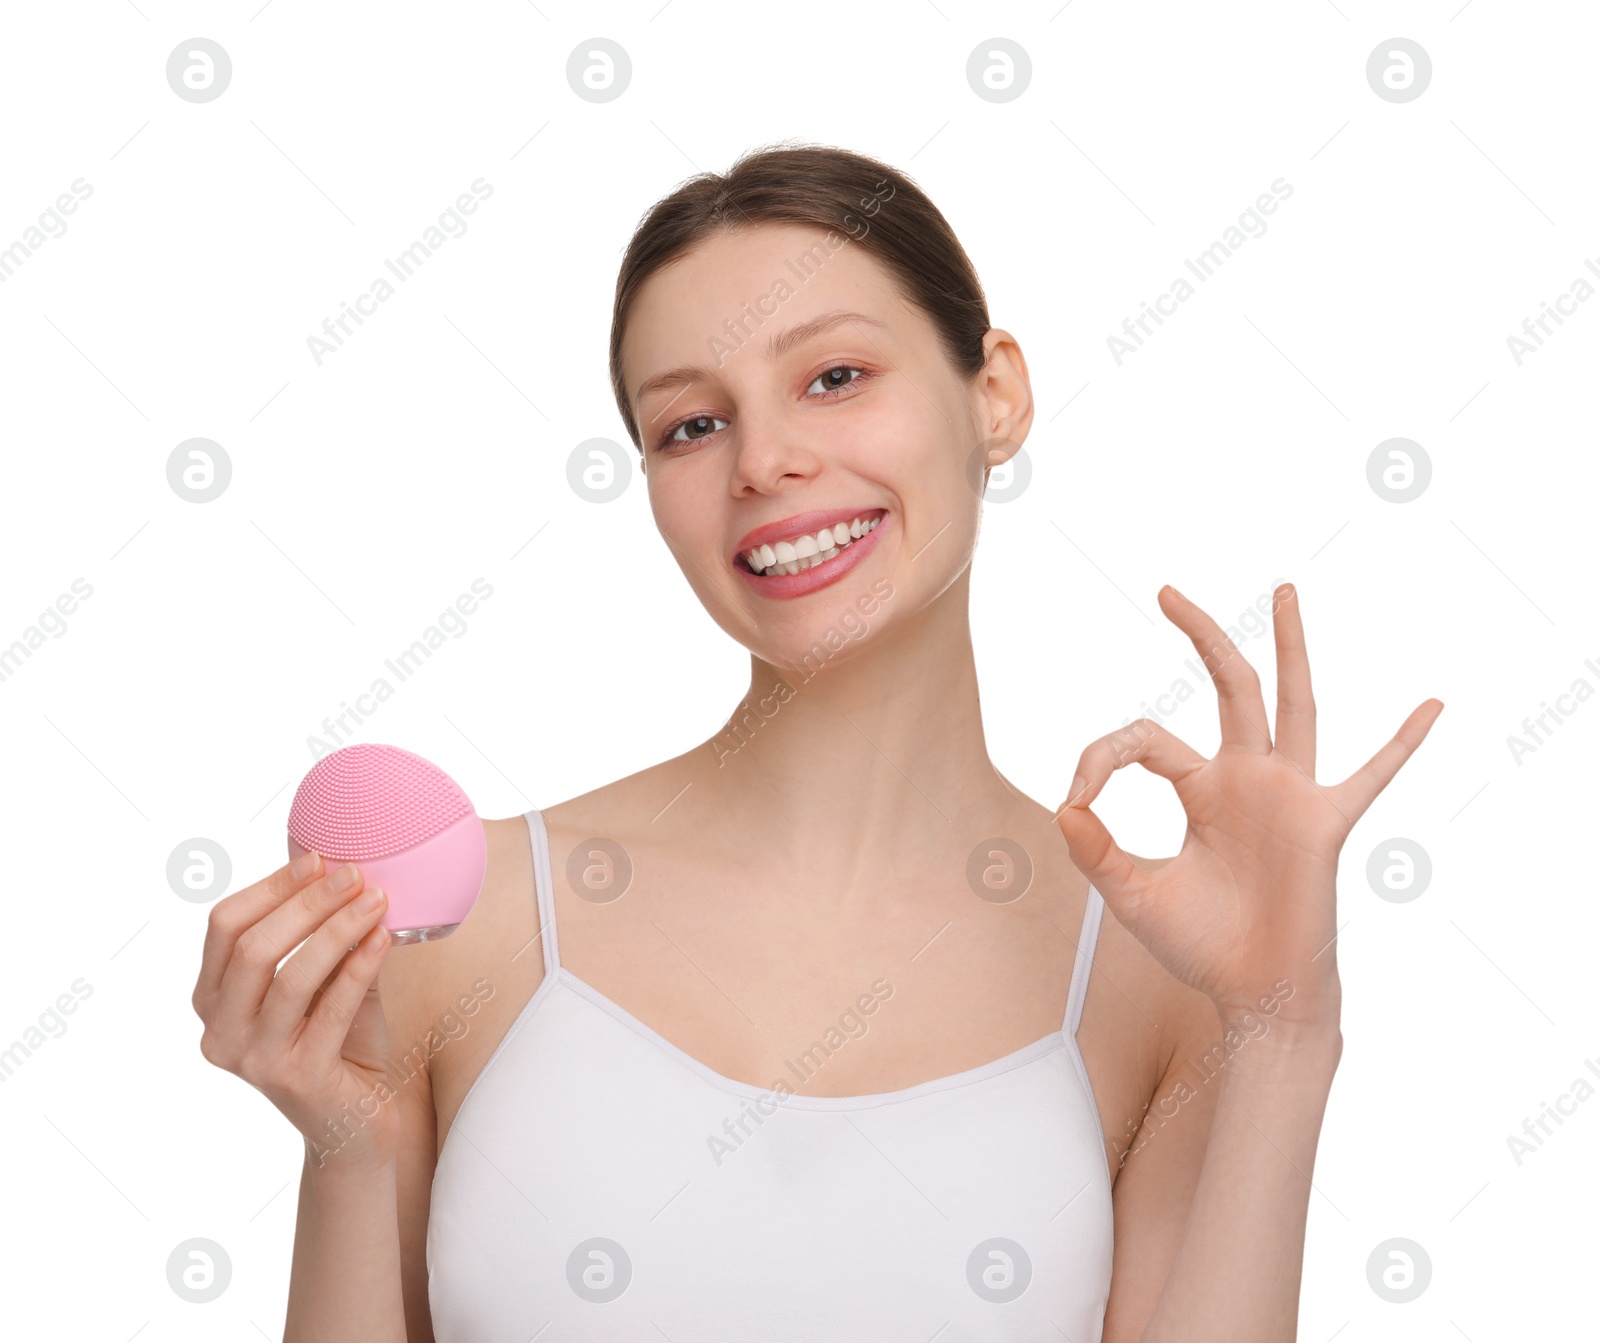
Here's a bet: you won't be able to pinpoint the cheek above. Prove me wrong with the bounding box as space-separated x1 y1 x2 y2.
843 385 946 474
648 469 736 599
901 421 988 566
648 450 705 506
646 468 704 548
864 390 981 507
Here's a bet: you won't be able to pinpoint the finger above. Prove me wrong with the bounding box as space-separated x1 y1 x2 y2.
1159 585 1272 754
1059 717 1207 814
194 850 325 1010
297 922 393 1063
255 888 390 1050
202 860 370 1047
1327 699 1444 825
1055 801 1151 916
1271 582 1317 775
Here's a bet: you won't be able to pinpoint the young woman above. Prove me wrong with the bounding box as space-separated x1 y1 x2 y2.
193 144 1441 1342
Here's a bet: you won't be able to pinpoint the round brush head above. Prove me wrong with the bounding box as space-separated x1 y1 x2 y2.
287 743 487 945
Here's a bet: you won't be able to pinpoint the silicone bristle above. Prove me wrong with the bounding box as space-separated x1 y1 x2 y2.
288 743 473 861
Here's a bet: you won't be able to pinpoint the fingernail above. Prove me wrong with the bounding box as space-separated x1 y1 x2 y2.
357 886 385 912
291 849 320 880
1068 775 1086 806
331 863 359 892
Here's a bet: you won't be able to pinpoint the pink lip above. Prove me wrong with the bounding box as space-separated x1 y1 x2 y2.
733 506 888 562
733 510 890 600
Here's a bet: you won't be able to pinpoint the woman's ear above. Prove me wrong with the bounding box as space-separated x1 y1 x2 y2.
976 327 1033 463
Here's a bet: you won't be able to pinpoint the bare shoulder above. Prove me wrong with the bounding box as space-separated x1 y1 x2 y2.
376 812 540 1040
449 812 544 986
374 809 544 1114
428 753 690 1025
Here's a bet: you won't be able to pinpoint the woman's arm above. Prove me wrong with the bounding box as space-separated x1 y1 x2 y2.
1104 988 1341 1342
1056 582 1438 1342
192 849 440 1342
284 1150 409 1342
281 932 442 1343
1099 975 1341 1341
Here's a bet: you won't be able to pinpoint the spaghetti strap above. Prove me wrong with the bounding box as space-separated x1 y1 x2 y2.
524 807 560 977
1061 885 1104 1037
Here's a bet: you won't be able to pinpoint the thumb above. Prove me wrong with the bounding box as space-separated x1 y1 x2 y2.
339 983 392 1076
1055 800 1145 917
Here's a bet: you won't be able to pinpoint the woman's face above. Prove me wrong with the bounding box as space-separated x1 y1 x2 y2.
620 221 1031 670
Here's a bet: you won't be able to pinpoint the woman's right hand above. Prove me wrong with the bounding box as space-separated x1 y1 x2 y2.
192 850 399 1172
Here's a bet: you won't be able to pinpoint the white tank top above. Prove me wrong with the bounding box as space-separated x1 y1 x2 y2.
427 808 1113 1340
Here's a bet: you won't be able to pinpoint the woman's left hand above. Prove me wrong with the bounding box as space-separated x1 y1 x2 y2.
1056 582 1443 1029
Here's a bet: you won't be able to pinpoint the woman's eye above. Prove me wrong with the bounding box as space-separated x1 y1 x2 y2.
659 369 868 449
669 414 729 443
807 365 866 396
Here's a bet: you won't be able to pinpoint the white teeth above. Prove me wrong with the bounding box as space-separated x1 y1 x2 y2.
743 513 882 576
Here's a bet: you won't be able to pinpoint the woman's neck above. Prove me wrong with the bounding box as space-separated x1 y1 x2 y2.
682 573 1030 882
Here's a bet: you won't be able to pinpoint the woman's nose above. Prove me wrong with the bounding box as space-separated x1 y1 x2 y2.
727 411 821 491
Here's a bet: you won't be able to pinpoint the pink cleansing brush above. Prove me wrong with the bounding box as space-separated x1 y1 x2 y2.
287 743 487 944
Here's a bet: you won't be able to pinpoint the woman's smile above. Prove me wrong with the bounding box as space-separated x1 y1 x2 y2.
732 507 890 599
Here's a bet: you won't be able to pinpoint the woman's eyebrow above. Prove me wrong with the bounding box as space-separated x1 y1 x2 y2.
767 309 886 358
634 310 888 404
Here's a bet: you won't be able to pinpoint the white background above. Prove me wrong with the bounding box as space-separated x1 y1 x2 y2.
1 1 1594 1337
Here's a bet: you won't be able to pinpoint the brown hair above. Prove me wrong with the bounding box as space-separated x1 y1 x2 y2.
608 141 991 452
